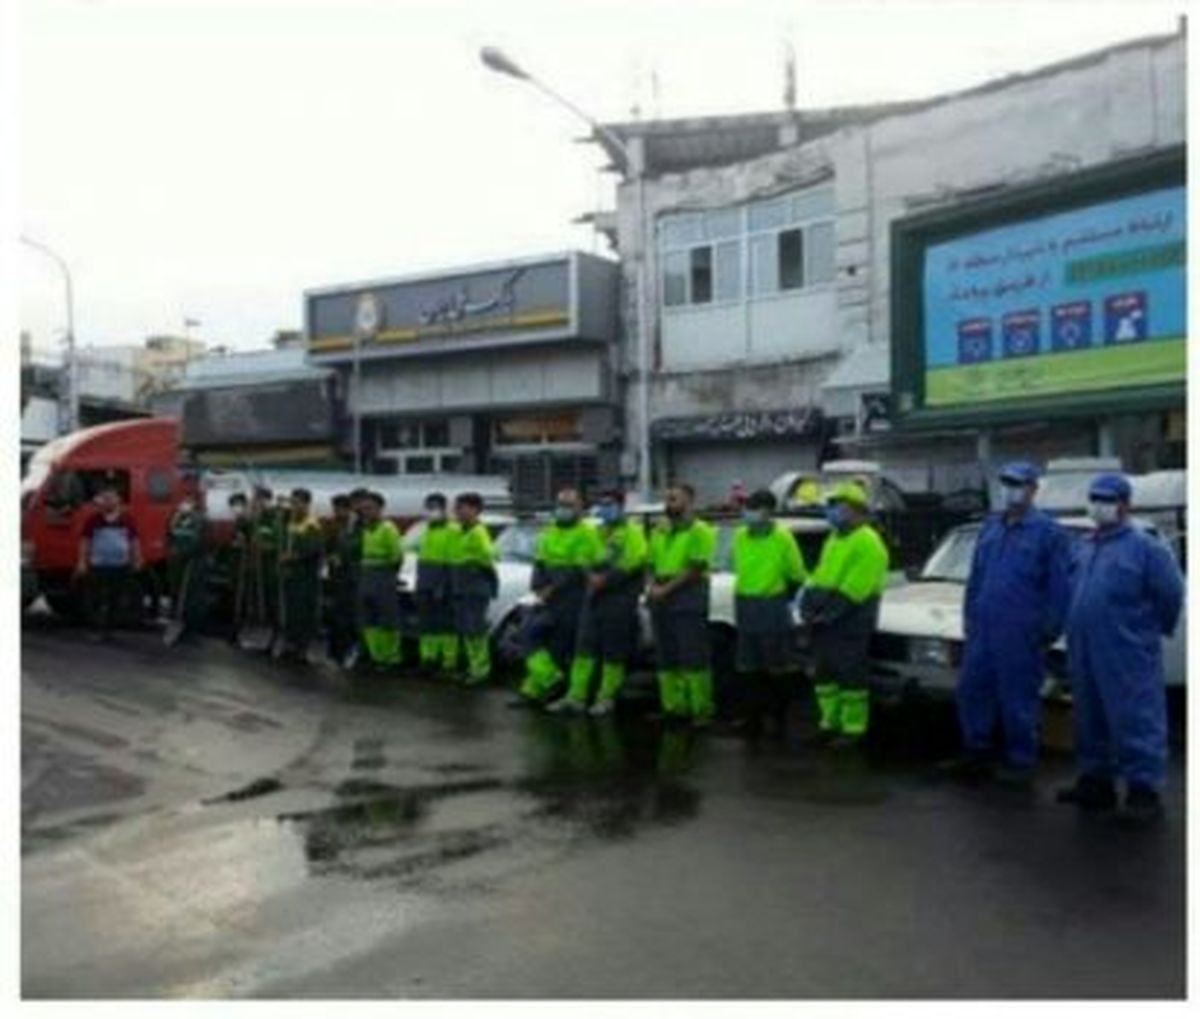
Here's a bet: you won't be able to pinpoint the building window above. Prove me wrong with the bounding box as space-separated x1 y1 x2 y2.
376 418 449 452
405 455 435 474
663 251 689 307
661 183 835 307
689 247 713 304
423 420 449 448
778 229 804 290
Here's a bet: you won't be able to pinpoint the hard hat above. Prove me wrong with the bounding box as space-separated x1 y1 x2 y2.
998 461 1040 486
827 481 870 509
1088 472 1132 502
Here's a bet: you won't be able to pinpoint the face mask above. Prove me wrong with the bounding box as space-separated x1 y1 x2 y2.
554 505 578 525
825 504 850 529
665 505 683 521
598 504 622 525
742 509 768 528
179 502 195 515
1001 484 1030 509
427 508 446 523
1088 500 1120 526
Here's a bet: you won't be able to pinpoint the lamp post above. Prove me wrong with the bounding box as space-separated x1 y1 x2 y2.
480 46 654 503
21 234 78 434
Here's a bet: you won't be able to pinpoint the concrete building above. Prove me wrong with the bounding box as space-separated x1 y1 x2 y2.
304 251 620 507
589 28 1186 502
156 346 341 468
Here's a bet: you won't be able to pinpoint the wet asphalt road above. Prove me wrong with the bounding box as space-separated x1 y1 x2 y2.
22 614 1185 999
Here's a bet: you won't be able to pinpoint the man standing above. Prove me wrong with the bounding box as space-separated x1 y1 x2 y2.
221 492 252 641
944 462 1071 784
732 489 807 741
166 494 209 639
324 493 360 665
77 486 142 641
647 483 719 728
243 486 283 644
512 488 602 708
356 491 403 671
447 492 497 685
1057 473 1184 826
799 483 889 749
549 489 648 718
415 492 458 677
278 488 324 662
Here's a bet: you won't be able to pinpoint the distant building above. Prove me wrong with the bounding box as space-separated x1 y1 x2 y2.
589 28 1186 500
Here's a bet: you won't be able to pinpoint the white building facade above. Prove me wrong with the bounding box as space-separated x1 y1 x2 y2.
594 29 1186 502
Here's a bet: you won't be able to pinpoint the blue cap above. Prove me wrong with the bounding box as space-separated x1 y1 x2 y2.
998 461 1040 486
1089 472 1132 502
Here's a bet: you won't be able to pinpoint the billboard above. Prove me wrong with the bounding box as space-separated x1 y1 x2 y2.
892 148 1185 427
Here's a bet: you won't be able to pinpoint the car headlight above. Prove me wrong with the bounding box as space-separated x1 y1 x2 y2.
906 637 960 669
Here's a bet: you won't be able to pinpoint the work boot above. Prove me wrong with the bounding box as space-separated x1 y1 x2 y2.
588 698 615 719
546 696 586 716
1115 785 1164 829
1055 775 1117 811
937 750 994 783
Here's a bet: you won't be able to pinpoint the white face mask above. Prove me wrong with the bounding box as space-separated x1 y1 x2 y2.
1001 484 1030 509
1088 500 1121 526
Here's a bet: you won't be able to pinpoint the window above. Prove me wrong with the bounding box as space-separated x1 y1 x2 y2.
439 454 462 473
663 251 689 307
750 234 779 294
748 195 791 231
376 418 450 451
714 240 742 301
690 247 713 304
779 229 804 290
423 420 449 448
405 455 435 474
806 221 836 285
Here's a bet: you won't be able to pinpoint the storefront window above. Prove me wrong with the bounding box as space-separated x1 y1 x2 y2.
494 412 583 446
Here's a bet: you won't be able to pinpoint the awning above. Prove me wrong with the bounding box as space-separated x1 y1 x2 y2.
651 406 822 444
820 343 890 419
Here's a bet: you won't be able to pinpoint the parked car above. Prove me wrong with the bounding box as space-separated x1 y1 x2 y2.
867 515 1186 704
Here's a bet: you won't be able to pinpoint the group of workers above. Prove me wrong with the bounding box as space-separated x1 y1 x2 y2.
84 457 1184 828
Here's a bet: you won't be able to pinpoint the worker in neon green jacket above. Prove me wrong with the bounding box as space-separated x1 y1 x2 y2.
415 492 458 676
731 488 807 741
548 488 649 718
797 482 889 747
356 491 403 670
512 488 605 708
647 483 719 727
278 487 325 662
447 491 498 685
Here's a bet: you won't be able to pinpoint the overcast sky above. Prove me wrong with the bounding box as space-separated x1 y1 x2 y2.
18 0 1181 355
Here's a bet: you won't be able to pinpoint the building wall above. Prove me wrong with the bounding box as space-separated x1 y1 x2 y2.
610 32 1186 488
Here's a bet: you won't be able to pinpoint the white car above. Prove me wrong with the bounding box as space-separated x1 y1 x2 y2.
869 515 1187 701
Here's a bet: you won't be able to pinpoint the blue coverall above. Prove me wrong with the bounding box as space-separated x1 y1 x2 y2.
958 508 1071 767
1066 523 1183 792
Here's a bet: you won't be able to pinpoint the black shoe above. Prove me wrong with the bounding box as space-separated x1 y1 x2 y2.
827 733 864 752
993 763 1036 789
1055 775 1117 811
937 752 994 784
1115 785 1164 828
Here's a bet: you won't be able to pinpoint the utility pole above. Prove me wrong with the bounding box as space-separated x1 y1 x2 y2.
480 46 655 503
21 235 78 434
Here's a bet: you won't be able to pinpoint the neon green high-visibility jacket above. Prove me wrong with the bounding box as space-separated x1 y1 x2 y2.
733 522 807 597
807 523 889 604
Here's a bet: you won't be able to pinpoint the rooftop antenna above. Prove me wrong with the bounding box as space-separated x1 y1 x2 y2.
783 33 797 111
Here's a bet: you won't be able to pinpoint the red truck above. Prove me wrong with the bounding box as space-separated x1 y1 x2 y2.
21 418 192 618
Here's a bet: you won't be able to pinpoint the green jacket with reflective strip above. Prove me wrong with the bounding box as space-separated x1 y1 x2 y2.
732 522 806 598
360 519 403 569
447 521 497 599
531 520 605 595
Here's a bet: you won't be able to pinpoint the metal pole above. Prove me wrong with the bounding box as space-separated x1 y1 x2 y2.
353 332 363 476
21 235 78 433
634 171 653 503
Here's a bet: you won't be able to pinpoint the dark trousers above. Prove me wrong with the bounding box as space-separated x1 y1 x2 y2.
86 566 132 634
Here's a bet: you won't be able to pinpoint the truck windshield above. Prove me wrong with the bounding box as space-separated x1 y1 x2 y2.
919 527 979 583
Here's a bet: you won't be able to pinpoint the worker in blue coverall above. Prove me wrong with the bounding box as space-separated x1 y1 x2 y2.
942 462 1071 786
1057 473 1184 827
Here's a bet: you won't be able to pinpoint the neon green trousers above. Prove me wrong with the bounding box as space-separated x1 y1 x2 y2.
363 626 401 666
657 668 713 719
567 655 627 703
462 635 491 683
519 648 563 700
815 682 869 736
419 633 458 671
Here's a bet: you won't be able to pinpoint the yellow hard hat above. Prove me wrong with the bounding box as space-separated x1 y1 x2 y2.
827 481 870 509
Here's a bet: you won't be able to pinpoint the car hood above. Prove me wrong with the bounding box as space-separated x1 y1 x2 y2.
877 582 965 641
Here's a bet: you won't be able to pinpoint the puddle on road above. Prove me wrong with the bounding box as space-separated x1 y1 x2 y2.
268 718 708 891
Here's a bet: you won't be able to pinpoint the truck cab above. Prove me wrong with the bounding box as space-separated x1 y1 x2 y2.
21 419 187 617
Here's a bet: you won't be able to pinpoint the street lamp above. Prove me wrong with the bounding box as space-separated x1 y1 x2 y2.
480 46 654 502
21 234 78 434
